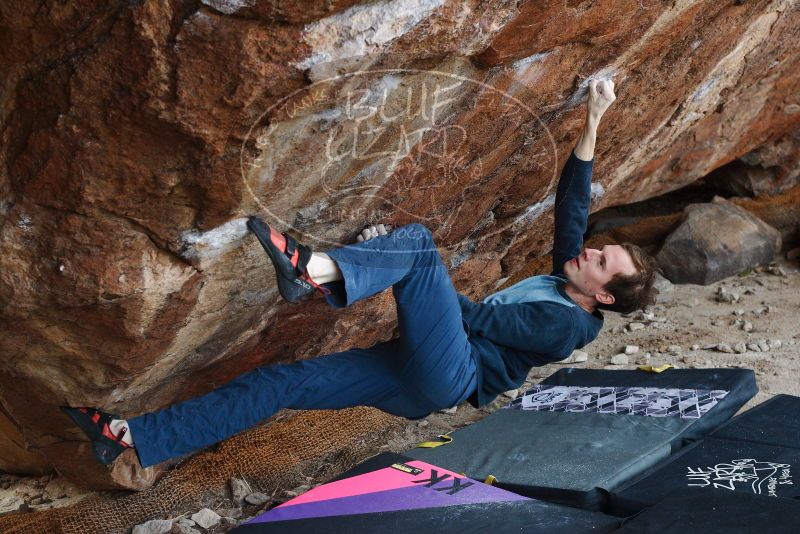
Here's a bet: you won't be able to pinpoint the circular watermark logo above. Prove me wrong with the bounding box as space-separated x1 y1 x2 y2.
239 69 557 255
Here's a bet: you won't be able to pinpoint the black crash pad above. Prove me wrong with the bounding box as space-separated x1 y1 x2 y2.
406 368 756 510
615 489 800 534
611 394 800 515
711 393 800 448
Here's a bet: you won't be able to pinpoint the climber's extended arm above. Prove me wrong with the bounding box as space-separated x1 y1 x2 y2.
574 79 616 160
551 79 616 276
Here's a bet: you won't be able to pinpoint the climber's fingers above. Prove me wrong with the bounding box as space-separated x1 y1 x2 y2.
587 77 616 117
360 225 378 242
356 224 392 242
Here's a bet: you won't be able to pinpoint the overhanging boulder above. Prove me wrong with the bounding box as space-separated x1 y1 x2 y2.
1 0 799 488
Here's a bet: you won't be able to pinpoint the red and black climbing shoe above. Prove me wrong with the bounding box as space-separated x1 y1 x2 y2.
61 407 132 465
246 216 330 303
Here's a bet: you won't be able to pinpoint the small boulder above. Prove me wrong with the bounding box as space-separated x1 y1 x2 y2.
564 350 589 363
656 202 781 285
624 345 639 355
190 508 221 530
627 322 645 332
652 272 674 295
229 478 249 505
571 350 589 363
245 492 271 506
766 263 787 277
715 287 740 304
610 353 629 365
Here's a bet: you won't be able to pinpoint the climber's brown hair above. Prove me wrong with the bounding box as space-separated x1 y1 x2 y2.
596 243 659 314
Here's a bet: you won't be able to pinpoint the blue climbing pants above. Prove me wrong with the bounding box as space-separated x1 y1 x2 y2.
128 223 477 467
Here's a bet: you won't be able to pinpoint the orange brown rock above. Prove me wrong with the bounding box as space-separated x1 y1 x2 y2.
1 0 798 487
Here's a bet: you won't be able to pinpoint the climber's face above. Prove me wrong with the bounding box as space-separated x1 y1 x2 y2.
564 245 637 305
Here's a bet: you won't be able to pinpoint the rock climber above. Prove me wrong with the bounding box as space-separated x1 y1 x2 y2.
63 79 658 468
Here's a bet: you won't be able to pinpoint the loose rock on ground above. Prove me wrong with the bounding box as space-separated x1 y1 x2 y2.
190 508 221 530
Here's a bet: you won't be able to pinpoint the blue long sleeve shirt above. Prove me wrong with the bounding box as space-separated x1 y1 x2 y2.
460 151 603 408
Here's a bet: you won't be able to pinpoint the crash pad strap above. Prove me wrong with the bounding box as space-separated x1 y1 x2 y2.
637 364 673 373
416 433 453 448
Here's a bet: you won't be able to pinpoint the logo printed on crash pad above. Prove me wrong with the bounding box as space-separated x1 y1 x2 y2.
391 463 424 475
412 469 475 495
687 459 793 497
506 385 728 419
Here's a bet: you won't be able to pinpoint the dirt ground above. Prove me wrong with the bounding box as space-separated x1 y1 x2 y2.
2 256 798 530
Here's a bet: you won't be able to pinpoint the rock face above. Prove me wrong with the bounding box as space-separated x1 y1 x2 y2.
657 201 782 285
1 0 799 487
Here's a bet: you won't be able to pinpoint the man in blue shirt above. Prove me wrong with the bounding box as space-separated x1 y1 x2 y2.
64 79 658 468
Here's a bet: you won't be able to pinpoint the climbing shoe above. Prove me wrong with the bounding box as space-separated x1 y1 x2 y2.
246 216 330 303
61 407 132 465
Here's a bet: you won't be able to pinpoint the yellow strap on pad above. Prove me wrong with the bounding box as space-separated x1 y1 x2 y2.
637 364 674 373
416 433 453 448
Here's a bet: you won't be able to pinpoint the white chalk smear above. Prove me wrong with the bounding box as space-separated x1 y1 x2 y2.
181 217 249 263
295 0 445 71
512 52 550 74
200 0 254 15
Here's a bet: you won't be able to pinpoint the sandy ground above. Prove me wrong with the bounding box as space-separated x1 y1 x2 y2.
2 256 798 531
